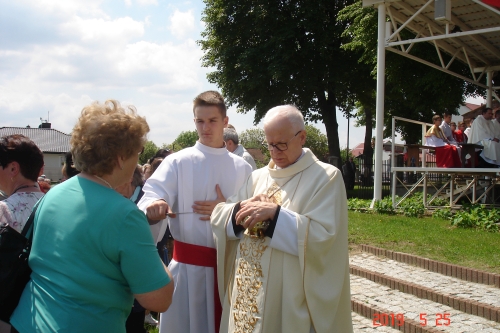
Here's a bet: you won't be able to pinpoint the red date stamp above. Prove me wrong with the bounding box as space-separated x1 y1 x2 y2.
372 313 405 327
372 313 451 327
420 313 451 326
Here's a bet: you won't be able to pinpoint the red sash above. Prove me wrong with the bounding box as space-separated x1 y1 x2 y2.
173 240 221 333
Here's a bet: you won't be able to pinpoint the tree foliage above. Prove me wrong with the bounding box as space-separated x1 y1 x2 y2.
171 130 199 150
199 0 363 160
304 125 329 161
239 128 266 149
139 140 159 165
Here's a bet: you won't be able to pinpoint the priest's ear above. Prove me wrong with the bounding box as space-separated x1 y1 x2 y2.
298 130 307 145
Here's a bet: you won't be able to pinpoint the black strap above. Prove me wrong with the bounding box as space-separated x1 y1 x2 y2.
20 198 43 241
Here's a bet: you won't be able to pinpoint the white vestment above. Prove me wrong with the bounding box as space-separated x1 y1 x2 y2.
138 142 252 333
464 126 471 138
468 115 500 165
492 119 500 139
211 149 353 333
233 144 257 170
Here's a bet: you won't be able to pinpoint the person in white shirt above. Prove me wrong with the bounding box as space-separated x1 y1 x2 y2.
223 128 257 170
137 91 252 333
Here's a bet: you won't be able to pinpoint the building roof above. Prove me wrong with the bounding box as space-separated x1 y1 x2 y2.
464 102 481 111
0 127 71 153
351 143 365 157
351 141 405 157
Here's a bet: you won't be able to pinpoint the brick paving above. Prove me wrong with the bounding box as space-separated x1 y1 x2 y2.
350 249 500 333
352 312 402 332
350 253 500 308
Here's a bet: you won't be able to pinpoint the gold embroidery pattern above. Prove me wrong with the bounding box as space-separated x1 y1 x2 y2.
233 236 267 333
232 182 282 333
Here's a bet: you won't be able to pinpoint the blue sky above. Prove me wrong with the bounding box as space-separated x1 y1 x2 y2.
0 0 484 148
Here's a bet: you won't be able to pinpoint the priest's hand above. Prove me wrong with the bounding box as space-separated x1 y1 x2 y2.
240 193 270 206
235 201 278 229
193 184 226 221
146 200 174 224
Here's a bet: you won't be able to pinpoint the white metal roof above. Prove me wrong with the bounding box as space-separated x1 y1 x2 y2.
0 127 70 153
364 0 500 92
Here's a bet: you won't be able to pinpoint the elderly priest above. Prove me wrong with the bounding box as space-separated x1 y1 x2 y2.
468 107 500 166
211 105 353 333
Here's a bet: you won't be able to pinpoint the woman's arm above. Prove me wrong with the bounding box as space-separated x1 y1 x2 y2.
134 264 174 312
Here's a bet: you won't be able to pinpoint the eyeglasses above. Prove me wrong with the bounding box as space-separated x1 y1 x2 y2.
264 130 302 152
138 146 144 155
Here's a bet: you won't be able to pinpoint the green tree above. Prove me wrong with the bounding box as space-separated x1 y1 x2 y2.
200 0 361 161
172 130 199 150
304 124 329 162
139 140 159 165
340 146 354 163
239 128 270 167
239 128 266 149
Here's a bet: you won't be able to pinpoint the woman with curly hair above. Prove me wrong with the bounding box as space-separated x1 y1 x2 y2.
10 100 174 333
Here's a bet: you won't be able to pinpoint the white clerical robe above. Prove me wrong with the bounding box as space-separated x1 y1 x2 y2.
211 149 353 333
492 119 500 139
468 115 500 165
138 142 252 333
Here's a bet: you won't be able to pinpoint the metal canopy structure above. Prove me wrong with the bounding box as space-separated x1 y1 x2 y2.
362 0 500 205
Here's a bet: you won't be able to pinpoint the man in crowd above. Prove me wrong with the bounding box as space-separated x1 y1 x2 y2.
468 107 500 166
223 128 257 170
440 112 461 156
211 105 353 333
138 91 252 333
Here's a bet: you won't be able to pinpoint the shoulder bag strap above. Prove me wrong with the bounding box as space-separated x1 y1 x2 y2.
20 197 43 241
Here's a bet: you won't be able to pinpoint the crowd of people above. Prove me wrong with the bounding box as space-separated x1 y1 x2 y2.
1 91 353 333
424 108 500 168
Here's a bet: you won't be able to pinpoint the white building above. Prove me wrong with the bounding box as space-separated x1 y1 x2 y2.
0 125 70 182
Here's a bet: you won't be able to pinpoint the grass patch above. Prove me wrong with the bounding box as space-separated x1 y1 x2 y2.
348 211 500 274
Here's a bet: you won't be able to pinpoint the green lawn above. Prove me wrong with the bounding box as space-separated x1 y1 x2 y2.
348 211 500 274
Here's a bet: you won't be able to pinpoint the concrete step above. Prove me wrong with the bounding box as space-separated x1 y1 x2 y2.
350 246 500 332
351 274 500 332
352 310 403 332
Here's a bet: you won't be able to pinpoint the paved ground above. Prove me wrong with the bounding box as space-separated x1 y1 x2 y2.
351 253 500 307
350 252 500 333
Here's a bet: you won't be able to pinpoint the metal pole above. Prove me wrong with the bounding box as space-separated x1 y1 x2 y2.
347 116 350 157
372 2 386 208
487 71 492 107
391 117 396 207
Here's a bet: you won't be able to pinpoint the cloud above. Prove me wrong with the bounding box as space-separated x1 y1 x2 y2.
0 0 265 146
168 9 195 39
60 16 144 44
136 0 158 5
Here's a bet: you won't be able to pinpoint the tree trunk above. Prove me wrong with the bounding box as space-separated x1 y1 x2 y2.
318 92 341 168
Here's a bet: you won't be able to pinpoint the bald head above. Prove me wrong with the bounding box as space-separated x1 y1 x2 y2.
263 105 305 132
262 105 307 168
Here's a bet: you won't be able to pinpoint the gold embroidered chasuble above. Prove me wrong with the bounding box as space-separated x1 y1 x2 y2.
211 149 353 333
425 125 447 140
